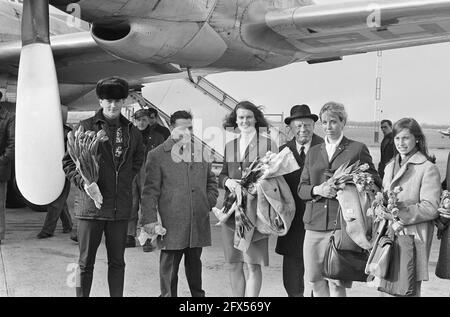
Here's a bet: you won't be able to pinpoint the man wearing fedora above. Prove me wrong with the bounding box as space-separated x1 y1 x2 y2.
275 104 323 297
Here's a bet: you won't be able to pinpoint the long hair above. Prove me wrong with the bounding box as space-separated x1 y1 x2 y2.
222 101 269 132
393 118 435 163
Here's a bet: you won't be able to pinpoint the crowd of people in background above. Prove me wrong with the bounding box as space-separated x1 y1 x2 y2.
0 77 449 297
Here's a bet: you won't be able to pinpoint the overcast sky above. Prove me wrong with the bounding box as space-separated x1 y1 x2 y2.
207 0 450 126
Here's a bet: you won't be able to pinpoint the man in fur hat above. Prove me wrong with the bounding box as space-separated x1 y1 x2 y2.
63 77 144 297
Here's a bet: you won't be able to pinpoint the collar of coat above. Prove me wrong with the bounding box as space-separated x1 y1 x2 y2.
387 151 428 187
162 138 196 152
318 135 351 164
285 134 323 164
286 134 323 152
92 109 132 127
163 138 177 152
398 150 428 166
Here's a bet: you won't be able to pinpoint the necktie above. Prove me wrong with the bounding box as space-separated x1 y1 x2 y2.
299 146 306 167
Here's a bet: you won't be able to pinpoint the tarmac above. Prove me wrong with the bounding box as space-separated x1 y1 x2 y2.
0 188 449 297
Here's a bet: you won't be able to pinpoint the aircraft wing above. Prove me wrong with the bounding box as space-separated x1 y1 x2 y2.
0 31 182 85
244 0 450 60
0 0 183 85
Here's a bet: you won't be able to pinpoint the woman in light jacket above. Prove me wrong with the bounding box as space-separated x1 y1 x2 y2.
218 101 277 297
381 118 440 296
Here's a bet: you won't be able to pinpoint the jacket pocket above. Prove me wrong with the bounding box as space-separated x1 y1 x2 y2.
74 189 101 218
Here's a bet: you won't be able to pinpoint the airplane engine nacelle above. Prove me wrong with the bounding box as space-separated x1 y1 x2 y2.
91 19 227 67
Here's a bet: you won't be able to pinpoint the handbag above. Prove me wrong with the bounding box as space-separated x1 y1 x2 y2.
365 220 393 279
378 230 416 296
322 208 369 282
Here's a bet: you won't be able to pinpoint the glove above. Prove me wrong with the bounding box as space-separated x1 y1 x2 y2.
84 182 103 209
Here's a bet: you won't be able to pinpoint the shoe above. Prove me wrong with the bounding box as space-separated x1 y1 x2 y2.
142 239 155 252
70 232 78 243
37 231 53 239
126 235 136 248
63 227 72 234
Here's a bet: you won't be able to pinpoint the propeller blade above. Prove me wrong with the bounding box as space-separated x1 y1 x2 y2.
15 0 65 205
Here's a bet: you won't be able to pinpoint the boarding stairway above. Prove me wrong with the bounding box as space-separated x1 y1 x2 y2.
186 76 235 111
186 76 289 144
127 90 223 163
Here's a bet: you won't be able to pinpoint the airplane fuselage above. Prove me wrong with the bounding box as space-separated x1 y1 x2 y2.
55 0 310 72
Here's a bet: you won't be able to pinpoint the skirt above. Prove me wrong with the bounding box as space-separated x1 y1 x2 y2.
303 230 352 288
221 225 269 266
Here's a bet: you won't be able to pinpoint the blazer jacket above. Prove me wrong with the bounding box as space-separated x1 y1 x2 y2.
298 136 381 231
218 133 277 240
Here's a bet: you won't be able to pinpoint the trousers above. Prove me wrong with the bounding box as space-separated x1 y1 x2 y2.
0 182 6 240
41 179 72 234
76 219 128 297
160 247 204 297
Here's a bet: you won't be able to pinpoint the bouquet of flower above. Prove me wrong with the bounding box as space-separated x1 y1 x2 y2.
312 160 375 205
329 160 374 192
367 186 404 232
217 155 270 239
438 190 450 219
325 161 377 249
67 125 109 208
436 190 450 239
139 214 167 251
213 148 299 238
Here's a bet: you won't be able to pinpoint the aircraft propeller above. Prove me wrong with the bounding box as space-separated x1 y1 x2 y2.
15 0 66 205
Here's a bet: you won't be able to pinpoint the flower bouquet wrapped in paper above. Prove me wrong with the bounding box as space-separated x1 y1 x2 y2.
212 147 299 243
139 214 167 251
435 190 450 239
326 160 377 249
367 186 404 232
67 125 109 208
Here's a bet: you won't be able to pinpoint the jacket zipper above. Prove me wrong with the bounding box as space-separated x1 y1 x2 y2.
114 124 131 220
108 122 131 220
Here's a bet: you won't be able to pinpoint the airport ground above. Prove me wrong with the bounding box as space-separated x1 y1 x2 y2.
0 145 450 297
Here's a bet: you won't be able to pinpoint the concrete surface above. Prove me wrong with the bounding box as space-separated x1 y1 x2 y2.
0 188 449 297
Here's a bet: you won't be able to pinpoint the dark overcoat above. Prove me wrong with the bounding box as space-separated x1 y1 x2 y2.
140 138 219 250
275 134 323 257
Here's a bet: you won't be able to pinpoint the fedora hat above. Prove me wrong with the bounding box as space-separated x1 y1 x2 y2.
284 104 318 124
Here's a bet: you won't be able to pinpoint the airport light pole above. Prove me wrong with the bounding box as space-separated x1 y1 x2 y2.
374 51 383 143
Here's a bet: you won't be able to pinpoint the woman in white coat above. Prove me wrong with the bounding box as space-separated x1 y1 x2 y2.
380 118 441 296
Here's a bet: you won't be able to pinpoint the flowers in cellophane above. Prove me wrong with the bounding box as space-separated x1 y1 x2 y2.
312 160 375 204
436 190 450 239
213 149 296 238
438 190 450 219
367 186 404 231
331 160 374 191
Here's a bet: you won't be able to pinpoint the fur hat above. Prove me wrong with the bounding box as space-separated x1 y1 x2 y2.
96 77 129 100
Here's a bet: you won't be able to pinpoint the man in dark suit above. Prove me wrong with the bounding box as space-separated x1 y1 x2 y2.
378 119 395 179
275 104 323 297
